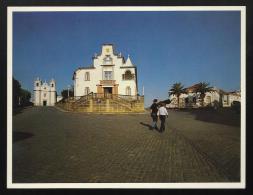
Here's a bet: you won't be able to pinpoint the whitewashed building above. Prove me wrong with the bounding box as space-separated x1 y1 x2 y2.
168 83 241 108
222 90 241 107
73 44 138 98
33 78 56 106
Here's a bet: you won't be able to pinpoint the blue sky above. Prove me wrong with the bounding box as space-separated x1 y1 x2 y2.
13 11 241 106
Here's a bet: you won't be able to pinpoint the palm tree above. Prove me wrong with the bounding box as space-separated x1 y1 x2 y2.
169 83 185 108
193 82 213 107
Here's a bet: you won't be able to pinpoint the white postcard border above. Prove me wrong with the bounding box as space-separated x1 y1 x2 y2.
7 6 246 189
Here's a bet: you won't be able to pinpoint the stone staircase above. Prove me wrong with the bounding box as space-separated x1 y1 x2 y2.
56 93 144 113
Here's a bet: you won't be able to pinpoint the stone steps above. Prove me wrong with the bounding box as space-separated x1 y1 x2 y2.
56 95 144 113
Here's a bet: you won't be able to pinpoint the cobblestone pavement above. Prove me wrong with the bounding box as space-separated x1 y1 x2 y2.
12 107 240 183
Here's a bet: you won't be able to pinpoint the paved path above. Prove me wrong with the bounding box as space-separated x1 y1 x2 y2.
12 107 240 183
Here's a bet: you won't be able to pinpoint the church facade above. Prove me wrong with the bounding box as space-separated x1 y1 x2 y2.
33 78 56 106
73 44 138 98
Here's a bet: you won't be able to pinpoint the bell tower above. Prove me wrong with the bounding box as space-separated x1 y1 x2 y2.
34 77 42 106
49 79 56 106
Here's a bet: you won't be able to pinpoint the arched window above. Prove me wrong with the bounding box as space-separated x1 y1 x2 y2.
36 83 39 87
85 87 90 95
51 83 54 87
85 72 90 81
122 70 134 80
126 86 131 96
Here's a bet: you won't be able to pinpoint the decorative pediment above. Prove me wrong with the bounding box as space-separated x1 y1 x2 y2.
103 55 113 65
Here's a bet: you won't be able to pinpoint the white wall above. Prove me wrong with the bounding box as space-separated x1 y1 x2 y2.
34 79 56 106
204 91 220 104
169 90 241 108
74 45 137 97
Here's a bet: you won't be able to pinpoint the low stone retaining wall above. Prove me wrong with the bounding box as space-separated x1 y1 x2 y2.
56 98 145 113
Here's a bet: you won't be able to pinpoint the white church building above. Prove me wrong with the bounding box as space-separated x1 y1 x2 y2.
33 78 56 106
73 44 138 98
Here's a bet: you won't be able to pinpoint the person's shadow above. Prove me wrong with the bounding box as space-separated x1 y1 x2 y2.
139 122 154 130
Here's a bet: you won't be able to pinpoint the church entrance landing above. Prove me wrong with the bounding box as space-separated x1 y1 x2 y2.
58 79 144 113
97 80 119 99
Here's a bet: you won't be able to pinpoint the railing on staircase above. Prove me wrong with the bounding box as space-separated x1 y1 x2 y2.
56 92 144 112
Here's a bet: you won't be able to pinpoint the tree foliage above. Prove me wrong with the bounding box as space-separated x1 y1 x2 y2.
169 82 186 108
20 88 31 106
13 78 21 108
193 82 213 107
61 88 74 99
13 77 31 108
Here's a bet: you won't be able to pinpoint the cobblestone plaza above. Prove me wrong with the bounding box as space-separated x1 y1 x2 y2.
12 107 240 183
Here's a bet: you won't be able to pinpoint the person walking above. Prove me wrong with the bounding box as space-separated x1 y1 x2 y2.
150 99 158 130
157 102 168 132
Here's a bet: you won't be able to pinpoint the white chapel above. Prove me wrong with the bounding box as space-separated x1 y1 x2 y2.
33 78 56 106
73 44 138 98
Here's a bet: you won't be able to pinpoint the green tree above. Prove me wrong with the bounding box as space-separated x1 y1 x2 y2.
13 78 32 107
20 88 31 106
169 83 185 108
61 88 74 99
13 78 21 108
193 82 213 107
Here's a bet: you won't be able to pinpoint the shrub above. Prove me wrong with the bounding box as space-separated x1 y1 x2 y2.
231 101 240 114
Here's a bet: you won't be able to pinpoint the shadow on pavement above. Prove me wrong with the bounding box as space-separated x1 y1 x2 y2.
13 106 33 116
140 122 164 133
13 108 23 115
177 108 240 127
13 131 34 143
139 122 153 130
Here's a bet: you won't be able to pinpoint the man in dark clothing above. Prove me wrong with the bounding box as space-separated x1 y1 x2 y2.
150 99 158 130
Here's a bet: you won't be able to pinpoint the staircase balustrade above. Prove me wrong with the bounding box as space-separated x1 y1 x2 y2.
56 92 144 112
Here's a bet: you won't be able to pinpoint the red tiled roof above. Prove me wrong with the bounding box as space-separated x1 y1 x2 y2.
185 83 201 93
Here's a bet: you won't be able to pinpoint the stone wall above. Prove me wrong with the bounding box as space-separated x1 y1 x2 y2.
56 96 144 113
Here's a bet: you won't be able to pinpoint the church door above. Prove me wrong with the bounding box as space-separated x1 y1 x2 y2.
104 87 112 98
43 100 47 106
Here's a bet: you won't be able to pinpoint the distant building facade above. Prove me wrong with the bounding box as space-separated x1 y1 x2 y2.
222 90 241 107
34 78 56 106
73 44 138 98
168 83 241 108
